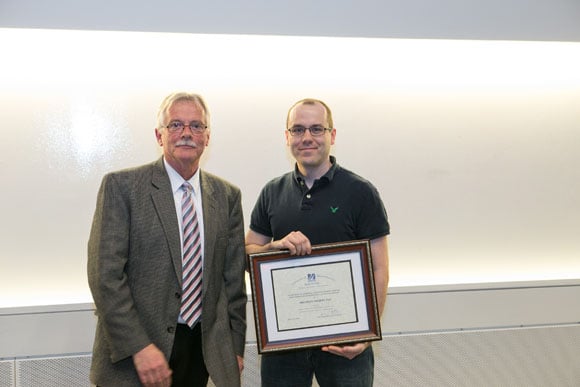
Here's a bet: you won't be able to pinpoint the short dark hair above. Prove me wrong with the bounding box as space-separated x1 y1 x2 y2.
286 98 333 129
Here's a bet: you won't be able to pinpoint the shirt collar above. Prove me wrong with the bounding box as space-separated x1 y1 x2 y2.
163 158 201 196
293 155 338 185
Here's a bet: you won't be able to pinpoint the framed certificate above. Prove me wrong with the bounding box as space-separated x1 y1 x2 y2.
248 239 382 353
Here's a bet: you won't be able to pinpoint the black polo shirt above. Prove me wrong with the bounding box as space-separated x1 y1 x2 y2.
249 156 389 245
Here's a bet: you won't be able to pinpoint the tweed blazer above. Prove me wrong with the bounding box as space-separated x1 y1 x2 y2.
87 157 246 387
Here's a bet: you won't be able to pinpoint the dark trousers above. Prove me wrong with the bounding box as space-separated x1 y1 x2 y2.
261 346 374 387
169 323 209 387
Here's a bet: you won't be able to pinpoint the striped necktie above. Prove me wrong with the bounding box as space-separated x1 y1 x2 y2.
180 182 202 327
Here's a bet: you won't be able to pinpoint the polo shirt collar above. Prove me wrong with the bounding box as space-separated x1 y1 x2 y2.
293 155 339 185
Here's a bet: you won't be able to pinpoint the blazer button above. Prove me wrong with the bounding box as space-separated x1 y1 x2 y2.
167 326 175 334
175 292 181 299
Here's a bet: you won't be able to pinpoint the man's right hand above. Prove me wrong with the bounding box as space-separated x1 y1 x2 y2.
133 344 172 387
272 231 312 255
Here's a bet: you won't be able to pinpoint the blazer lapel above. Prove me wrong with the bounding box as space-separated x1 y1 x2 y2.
150 158 182 283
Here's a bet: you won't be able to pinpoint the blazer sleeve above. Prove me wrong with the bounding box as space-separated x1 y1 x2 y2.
224 186 247 356
87 173 151 362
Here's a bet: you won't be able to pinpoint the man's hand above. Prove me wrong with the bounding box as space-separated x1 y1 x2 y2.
237 355 244 374
321 342 370 360
271 231 311 255
133 344 172 387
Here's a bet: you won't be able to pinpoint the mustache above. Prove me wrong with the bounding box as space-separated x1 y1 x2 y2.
175 140 198 147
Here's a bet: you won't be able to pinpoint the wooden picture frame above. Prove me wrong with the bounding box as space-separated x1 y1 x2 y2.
248 239 382 353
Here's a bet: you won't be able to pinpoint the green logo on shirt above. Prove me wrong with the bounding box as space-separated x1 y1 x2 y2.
330 206 339 213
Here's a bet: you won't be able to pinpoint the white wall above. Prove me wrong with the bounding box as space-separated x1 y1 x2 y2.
0 1 579 308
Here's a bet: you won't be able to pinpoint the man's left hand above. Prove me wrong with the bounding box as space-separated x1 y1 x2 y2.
321 342 370 360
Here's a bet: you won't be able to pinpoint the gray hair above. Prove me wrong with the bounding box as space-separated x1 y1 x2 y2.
156 92 210 130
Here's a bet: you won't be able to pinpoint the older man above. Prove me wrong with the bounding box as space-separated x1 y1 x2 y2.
88 92 246 387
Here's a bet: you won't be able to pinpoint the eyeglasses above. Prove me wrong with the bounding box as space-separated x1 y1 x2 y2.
287 125 331 137
164 120 208 134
